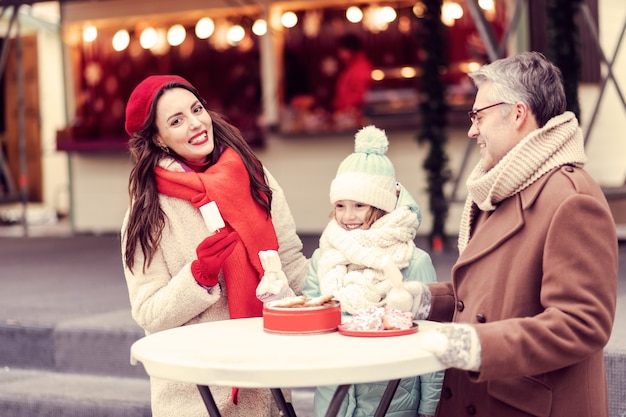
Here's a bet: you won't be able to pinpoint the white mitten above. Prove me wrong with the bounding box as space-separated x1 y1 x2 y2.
382 260 413 312
256 250 294 303
402 281 432 320
417 323 481 371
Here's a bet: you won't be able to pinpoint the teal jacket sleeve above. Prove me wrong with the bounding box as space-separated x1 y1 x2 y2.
302 248 322 299
402 247 437 284
418 369 444 415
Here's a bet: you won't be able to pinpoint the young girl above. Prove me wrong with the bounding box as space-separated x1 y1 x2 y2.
302 125 442 417
122 75 308 417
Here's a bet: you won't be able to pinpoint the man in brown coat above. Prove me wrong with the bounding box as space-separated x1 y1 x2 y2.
414 52 618 416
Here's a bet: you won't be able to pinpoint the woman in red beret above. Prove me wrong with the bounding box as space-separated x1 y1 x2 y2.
121 75 308 417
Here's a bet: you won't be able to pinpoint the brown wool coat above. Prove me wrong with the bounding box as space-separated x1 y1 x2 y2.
429 166 618 417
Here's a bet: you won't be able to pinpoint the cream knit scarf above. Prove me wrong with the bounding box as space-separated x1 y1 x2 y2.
317 206 418 315
458 111 587 253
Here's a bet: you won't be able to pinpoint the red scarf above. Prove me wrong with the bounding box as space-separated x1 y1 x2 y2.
155 148 278 318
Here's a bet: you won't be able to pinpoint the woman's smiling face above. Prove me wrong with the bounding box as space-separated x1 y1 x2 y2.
154 88 215 164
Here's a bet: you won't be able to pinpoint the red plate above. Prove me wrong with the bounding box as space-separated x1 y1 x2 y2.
338 322 418 337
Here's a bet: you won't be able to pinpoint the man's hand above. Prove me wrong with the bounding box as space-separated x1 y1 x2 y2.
417 323 481 371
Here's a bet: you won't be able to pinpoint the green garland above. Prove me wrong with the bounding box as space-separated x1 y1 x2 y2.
545 0 582 119
416 0 451 250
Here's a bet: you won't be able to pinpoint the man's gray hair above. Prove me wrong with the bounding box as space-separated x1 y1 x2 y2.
468 51 566 127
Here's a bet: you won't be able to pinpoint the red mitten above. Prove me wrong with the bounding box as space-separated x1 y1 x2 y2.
191 228 240 288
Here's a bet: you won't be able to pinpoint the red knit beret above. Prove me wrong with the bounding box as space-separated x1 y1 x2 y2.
124 75 192 136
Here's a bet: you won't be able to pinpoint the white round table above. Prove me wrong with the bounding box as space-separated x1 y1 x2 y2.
130 317 445 416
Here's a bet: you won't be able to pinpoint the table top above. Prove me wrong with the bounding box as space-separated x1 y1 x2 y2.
130 317 445 388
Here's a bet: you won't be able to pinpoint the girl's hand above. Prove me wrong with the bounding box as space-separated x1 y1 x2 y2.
382 259 413 312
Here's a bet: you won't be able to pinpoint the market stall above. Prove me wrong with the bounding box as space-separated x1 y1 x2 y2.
57 0 510 148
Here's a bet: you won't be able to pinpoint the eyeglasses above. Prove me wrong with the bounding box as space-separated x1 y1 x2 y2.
468 102 509 125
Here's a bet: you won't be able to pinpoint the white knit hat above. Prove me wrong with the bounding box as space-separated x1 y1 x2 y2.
330 125 397 212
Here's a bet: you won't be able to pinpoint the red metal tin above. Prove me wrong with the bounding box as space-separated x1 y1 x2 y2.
262 300 342 334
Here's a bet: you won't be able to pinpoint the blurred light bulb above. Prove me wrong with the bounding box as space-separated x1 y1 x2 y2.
400 67 417 78
479 0 495 11
252 19 267 36
363 6 390 32
140 27 158 49
167 24 186 46
413 2 426 18
227 24 245 45
112 29 130 51
467 61 482 72
398 16 411 33
195 17 215 39
371 69 385 81
281 11 298 28
442 2 464 20
346 6 363 23
83 25 97 42
381 6 397 23
151 28 170 55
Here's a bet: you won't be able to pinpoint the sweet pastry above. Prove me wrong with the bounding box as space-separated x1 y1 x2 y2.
199 201 225 234
343 306 386 331
382 306 414 330
342 305 413 331
270 296 307 308
266 294 337 309
304 294 335 307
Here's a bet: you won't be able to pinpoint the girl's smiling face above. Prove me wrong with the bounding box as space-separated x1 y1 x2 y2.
333 200 373 231
154 87 215 164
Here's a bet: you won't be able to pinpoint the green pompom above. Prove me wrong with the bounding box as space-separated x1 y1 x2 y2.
354 125 388 155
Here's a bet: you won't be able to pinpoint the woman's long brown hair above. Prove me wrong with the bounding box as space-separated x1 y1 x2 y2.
123 81 272 273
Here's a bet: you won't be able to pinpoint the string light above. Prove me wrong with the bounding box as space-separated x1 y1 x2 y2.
167 24 186 46
112 29 129 51
281 11 298 28
346 6 363 23
371 69 385 81
151 28 170 55
363 6 391 32
479 0 495 11
195 17 215 39
252 19 267 36
413 2 426 18
441 2 463 26
227 24 245 45
77 3 482 53
139 27 157 49
82 24 97 42
400 66 417 78
380 6 397 23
